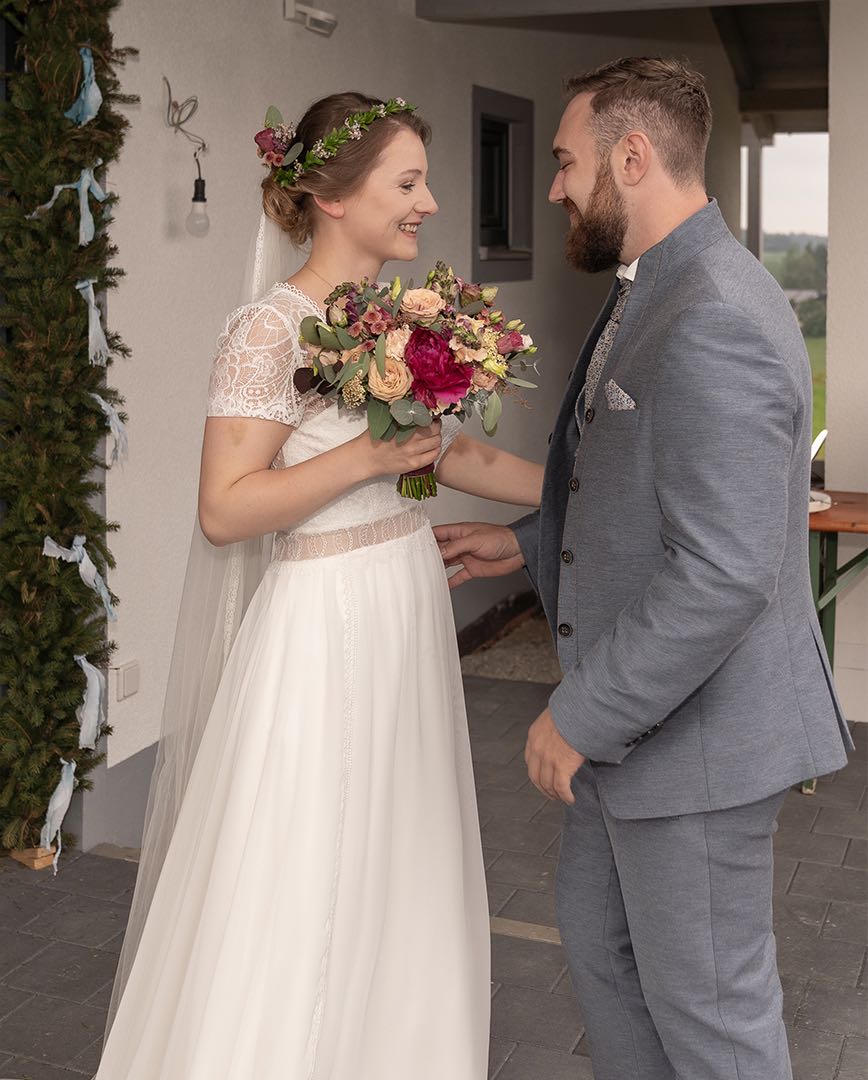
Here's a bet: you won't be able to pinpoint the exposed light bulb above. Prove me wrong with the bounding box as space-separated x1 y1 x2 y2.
185 176 209 237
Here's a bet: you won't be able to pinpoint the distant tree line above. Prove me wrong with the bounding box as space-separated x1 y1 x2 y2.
763 232 826 252
779 242 827 292
762 235 827 338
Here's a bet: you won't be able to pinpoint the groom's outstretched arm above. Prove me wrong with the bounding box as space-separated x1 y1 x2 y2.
550 302 798 764
510 510 541 594
433 522 527 589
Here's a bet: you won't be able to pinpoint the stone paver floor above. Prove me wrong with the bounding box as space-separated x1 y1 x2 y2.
0 675 865 1079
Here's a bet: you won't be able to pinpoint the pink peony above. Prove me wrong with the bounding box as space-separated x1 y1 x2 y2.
404 327 472 409
496 330 525 355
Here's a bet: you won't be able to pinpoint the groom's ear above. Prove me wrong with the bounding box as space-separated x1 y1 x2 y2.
617 130 652 188
311 194 345 221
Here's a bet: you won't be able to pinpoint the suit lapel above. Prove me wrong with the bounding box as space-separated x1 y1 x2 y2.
552 278 620 443
535 278 620 635
607 246 662 366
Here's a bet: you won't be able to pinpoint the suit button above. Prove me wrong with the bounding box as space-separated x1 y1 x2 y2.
585 406 595 423
557 622 573 637
569 477 579 492
561 549 573 564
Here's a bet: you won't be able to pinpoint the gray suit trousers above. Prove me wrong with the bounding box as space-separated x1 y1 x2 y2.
557 766 791 1080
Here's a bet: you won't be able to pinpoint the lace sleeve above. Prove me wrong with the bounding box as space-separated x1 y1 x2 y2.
207 300 307 426
438 413 465 463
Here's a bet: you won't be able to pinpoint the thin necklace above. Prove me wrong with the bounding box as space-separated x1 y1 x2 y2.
303 263 335 295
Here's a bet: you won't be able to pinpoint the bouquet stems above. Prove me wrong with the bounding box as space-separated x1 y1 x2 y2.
397 467 438 500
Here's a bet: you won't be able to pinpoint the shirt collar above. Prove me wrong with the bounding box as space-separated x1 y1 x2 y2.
617 257 640 282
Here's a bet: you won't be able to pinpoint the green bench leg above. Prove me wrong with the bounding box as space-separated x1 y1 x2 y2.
802 531 837 796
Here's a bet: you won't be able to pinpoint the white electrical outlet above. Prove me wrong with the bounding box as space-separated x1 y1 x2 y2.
115 660 140 701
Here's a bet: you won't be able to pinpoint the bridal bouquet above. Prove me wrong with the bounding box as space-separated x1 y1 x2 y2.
294 262 538 499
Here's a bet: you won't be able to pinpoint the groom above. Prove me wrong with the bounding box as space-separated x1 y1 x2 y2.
436 57 852 1080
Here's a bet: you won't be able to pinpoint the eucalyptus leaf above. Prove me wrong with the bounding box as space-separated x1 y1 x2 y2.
283 142 303 165
409 401 433 426
299 315 321 344
335 326 357 351
382 418 399 441
264 105 284 128
336 359 362 388
506 376 538 389
374 334 386 377
317 326 341 351
483 390 502 435
367 397 392 440
395 425 416 445
459 299 485 316
389 398 414 425
391 284 407 318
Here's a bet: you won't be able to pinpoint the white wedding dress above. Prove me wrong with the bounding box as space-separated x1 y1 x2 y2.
95 283 490 1079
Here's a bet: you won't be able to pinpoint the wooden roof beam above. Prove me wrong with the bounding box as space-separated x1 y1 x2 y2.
740 87 829 112
710 6 755 91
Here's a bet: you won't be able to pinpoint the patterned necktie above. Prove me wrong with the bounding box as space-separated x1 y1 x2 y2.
576 276 633 431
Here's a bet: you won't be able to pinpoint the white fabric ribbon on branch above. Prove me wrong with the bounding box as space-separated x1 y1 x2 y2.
74 654 106 750
40 758 77 873
26 160 107 246
76 279 110 365
65 47 103 126
90 393 128 464
43 534 117 622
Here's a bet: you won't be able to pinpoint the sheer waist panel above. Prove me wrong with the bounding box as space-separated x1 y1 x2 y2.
272 506 429 561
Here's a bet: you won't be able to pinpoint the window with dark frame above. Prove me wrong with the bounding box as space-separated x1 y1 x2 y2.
479 116 510 250
472 86 533 283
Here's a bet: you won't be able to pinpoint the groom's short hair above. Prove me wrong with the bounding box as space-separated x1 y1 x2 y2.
565 57 712 188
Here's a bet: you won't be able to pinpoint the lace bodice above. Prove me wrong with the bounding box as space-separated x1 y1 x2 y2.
207 282 462 536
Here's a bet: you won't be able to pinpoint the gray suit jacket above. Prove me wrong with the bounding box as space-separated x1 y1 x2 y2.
513 200 851 819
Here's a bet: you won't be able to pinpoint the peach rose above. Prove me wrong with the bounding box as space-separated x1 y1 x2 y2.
472 368 499 392
368 355 414 403
401 288 446 322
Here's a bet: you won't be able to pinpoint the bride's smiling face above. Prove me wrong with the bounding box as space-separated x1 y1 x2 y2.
337 127 438 263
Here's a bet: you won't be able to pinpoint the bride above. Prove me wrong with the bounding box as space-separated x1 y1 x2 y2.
94 92 543 1079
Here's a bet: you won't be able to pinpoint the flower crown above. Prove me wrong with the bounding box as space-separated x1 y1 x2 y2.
254 97 417 187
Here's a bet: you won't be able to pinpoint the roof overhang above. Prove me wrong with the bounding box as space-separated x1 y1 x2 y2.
416 0 830 137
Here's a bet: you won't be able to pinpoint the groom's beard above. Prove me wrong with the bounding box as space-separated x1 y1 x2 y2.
563 160 628 274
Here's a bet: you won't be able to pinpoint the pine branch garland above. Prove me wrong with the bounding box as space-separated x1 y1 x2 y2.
0 0 136 850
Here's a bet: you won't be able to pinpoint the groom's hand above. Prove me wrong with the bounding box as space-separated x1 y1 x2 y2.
433 522 525 589
525 708 585 804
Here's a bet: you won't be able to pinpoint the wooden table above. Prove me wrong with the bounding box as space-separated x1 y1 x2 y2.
804 490 868 793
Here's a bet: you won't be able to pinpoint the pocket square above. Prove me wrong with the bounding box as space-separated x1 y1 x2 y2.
605 379 637 411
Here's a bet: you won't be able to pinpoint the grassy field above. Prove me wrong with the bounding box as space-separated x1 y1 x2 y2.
806 336 826 449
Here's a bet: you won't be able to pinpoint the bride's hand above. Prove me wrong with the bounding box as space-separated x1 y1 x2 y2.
356 420 442 480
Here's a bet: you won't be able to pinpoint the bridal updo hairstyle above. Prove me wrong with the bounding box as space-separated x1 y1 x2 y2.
262 92 431 246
